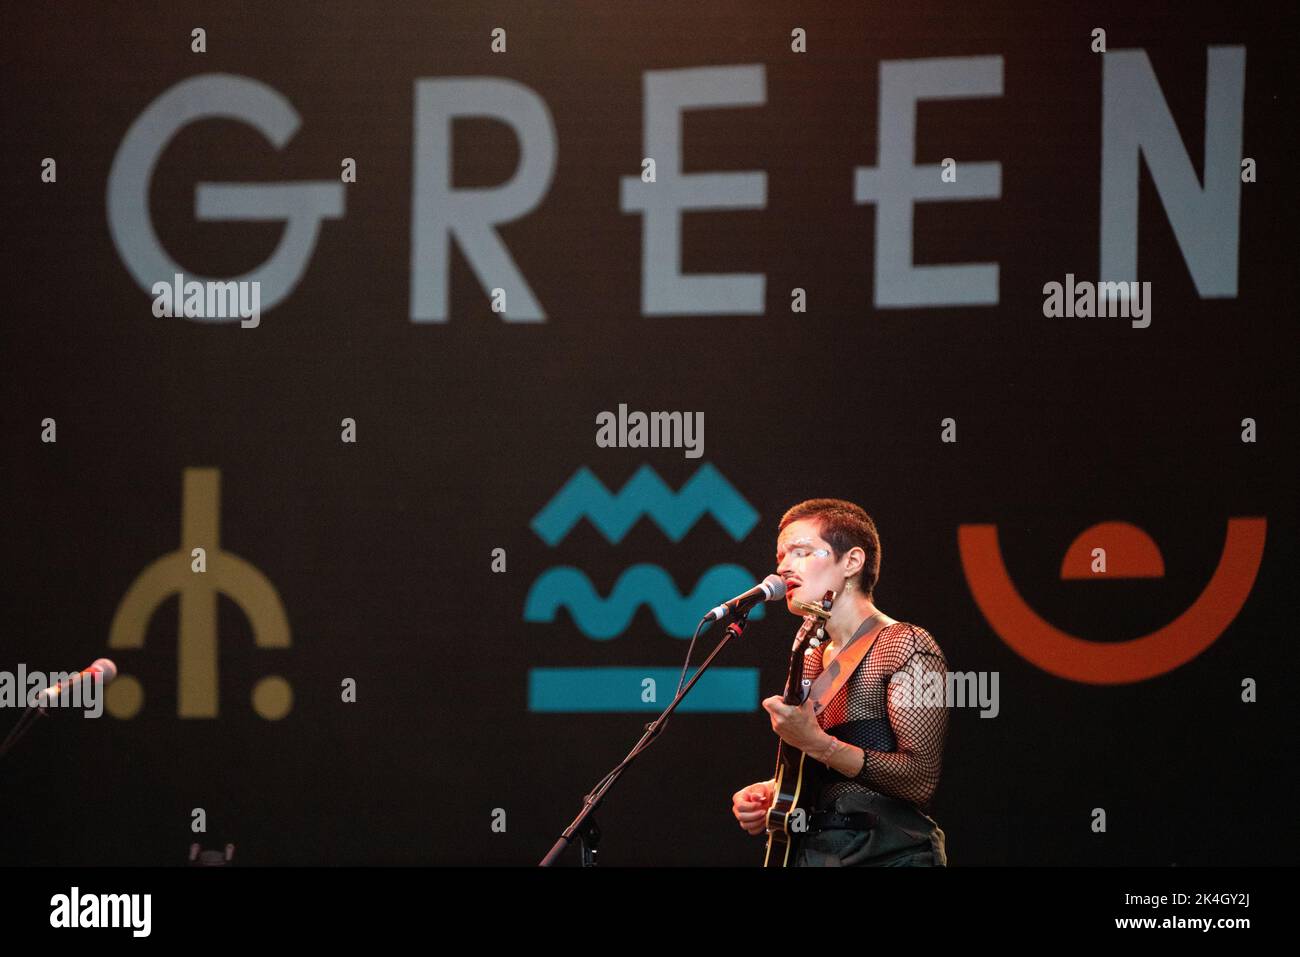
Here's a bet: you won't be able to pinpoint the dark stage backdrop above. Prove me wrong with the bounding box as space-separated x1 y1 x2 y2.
1 0 1294 866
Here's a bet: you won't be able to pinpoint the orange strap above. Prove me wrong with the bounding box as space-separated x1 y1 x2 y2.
806 613 893 718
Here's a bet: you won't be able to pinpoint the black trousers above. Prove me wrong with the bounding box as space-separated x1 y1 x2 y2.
791 790 947 867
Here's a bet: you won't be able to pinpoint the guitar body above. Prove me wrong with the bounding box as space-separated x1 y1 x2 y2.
762 591 834 867
763 742 816 866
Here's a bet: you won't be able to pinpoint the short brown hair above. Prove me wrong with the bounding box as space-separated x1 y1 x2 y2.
778 499 882 597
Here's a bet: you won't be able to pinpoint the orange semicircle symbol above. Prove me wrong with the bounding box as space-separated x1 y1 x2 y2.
959 517 1266 684
1060 521 1165 579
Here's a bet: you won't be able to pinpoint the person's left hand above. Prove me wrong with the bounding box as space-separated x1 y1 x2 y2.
761 694 828 754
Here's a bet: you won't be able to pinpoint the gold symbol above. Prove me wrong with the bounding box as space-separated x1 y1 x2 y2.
107 468 292 719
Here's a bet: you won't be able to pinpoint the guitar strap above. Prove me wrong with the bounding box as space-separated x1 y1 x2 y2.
806 612 893 718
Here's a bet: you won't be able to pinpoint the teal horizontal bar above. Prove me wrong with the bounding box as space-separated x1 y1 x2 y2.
528 667 759 712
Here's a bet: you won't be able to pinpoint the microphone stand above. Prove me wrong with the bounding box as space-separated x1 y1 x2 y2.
1 665 113 762
539 609 754 866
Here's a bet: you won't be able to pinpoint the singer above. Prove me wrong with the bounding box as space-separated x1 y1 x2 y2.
731 499 950 866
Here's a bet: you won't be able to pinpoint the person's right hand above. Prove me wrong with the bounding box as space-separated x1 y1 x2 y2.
732 779 775 836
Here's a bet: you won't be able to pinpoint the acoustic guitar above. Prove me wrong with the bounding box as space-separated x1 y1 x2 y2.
762 589 835 867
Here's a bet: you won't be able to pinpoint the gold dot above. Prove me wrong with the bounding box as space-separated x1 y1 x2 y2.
252 676 292 720
106 675 143 719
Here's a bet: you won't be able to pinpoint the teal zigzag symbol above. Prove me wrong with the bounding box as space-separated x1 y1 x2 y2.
530 463 759 546
524 564 766 639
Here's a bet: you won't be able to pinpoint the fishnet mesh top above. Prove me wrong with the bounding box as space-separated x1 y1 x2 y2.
803 621 948 812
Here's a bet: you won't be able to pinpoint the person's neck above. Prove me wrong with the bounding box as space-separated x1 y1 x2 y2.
826 592 881 645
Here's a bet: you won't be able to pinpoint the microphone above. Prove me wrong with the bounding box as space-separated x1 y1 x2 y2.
36 658 117 713
704 574 787 622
